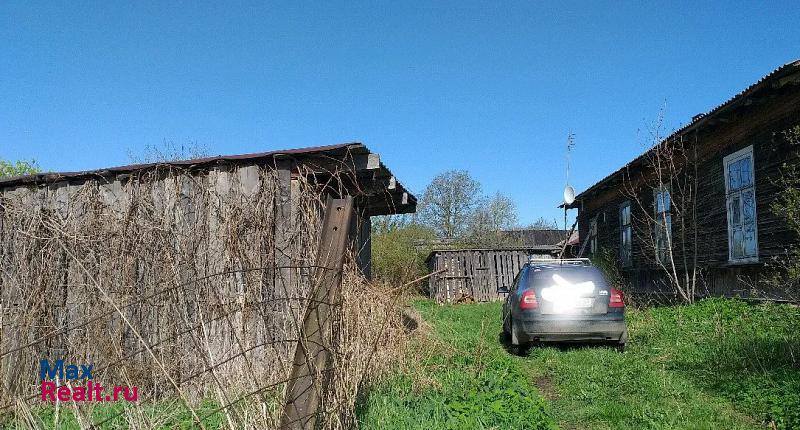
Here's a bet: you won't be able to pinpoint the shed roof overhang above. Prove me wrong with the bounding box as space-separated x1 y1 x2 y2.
0 142 416 216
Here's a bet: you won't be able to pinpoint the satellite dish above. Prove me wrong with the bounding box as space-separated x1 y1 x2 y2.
563 185 575 205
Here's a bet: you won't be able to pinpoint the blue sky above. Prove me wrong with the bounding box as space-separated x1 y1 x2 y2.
2 2 799 225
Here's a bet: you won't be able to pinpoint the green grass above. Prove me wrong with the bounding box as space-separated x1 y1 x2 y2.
357 300 558 429
357 298 800 430
4 400 229 429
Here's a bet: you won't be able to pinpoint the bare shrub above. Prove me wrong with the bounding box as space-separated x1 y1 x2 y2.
622 111 702 303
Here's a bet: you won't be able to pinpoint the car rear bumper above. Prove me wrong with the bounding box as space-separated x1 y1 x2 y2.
517 317 626 342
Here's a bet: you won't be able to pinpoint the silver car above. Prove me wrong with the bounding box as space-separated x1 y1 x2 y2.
499 259 628 354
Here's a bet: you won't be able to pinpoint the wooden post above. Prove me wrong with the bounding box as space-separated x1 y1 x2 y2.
280 197 353 430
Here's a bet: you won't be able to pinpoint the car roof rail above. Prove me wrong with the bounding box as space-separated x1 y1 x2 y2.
527 257 592 266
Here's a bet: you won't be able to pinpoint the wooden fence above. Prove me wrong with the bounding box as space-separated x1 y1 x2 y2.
426 248 557 303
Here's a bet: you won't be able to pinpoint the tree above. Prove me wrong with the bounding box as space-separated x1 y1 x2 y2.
417 170 482 239
525 217 558 230
622 110 701 303
0 159 39 178
371 215 437 287
127 139 208 163
765 125 800 299
467 192 518 246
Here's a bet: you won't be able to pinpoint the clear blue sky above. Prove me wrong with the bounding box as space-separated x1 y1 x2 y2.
2 2 799 225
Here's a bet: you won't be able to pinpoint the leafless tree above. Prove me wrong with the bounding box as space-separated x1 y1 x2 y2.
467 192 519 246
417 170 483 239
622 110 701 303
525 217 559 230
127 139 209 163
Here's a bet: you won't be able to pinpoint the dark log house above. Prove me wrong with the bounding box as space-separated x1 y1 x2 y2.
567 60 800 300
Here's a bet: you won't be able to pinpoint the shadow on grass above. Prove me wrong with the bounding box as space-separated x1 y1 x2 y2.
496 332 621 356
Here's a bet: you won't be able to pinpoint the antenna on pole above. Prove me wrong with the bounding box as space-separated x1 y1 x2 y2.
562 134 576 258
564 133 575 205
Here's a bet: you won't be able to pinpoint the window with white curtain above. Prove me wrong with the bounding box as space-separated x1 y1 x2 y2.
620 201 632 266
724 145 758 262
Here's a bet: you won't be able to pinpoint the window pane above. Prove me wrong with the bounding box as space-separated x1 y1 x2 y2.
730 196 741 224
743 229 757 257
663 190 670 211
739 157 753 187
742 190 755 225
728 159 742 191
731 227 744 259
622 226 632 264
655 192 663 213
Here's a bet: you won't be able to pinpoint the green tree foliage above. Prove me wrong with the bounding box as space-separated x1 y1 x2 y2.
0 159 39 178
371 215 437 287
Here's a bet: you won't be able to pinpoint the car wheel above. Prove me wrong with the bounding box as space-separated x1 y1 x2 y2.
616 328 628 352
509 318 527 356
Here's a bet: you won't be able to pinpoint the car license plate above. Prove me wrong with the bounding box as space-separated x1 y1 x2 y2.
576 298 593 308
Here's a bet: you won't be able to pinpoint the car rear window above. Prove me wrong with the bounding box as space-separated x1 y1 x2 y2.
525 266 609 289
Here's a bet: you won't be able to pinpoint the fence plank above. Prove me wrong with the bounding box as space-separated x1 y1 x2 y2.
429 250 558 303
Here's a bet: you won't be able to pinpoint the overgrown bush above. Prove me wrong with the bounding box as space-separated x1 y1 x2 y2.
0 159 39 178
589 247 624 287
371 216 436 288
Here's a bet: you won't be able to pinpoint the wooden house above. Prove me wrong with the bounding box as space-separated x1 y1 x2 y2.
566 60 800 300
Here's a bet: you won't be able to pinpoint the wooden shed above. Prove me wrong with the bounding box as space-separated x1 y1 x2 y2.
0 142 415 396
426 247 558 303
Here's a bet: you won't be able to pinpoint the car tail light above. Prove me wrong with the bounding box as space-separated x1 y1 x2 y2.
520 289 538 310
609 288 625 308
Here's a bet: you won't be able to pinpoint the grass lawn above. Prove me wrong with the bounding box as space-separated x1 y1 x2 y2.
3 400 230 429
357 298 800 429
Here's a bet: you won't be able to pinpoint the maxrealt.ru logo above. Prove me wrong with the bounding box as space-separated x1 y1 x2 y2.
40 359 138 402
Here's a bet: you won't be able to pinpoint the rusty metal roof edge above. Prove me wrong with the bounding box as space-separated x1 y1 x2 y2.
0 142 363 186
565 59 800 208
0 141 418 213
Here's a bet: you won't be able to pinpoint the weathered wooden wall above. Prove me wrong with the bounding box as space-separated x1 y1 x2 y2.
0 162 342 392
427 249 555 303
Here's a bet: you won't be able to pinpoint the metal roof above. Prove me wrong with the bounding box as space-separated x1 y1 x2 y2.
566 59 800 208
0 142 357 186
